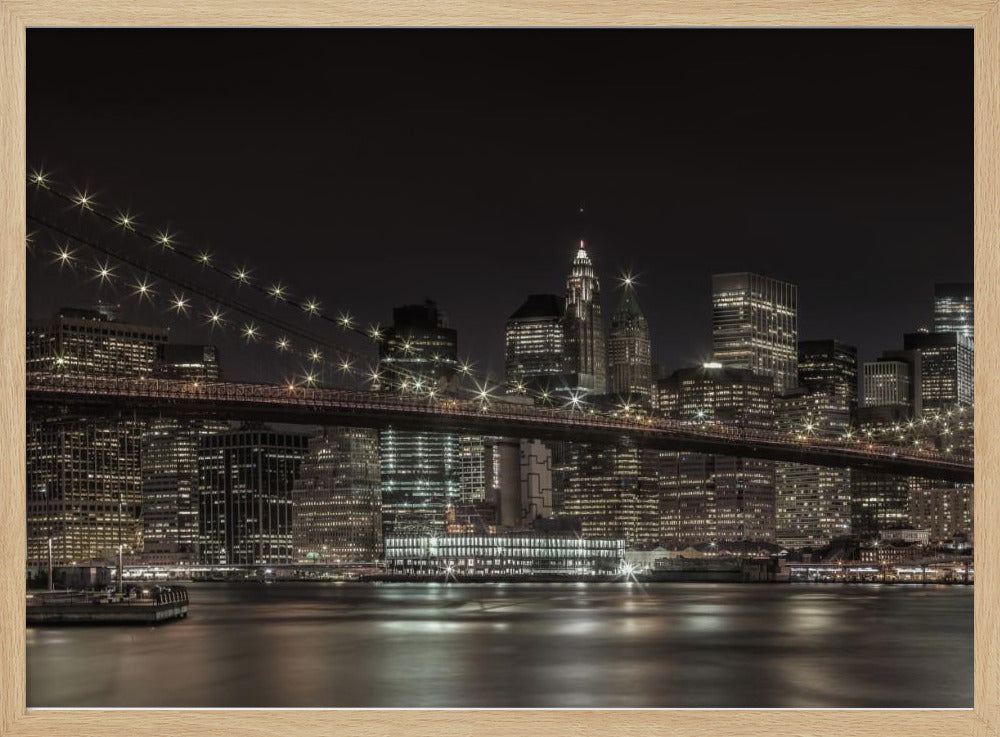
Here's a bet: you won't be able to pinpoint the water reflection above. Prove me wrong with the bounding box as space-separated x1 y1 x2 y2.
27 582 972 708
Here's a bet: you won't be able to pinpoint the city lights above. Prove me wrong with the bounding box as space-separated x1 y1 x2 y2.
169 291 191 315
52 244 76 268
72 189 95 210
29 168 50 188
91 259 115 284
155 230 175 249
205 308 226 327
131 277 156 302
241 322 260 341
115 210 136 231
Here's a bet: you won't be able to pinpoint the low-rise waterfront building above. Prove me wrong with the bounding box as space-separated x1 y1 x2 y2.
383 534 624 575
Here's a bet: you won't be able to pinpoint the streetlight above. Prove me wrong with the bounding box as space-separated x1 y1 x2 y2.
47 536 55 591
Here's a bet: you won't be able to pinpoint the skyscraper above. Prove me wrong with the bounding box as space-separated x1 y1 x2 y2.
563 241 607 394
797 340 858 414
934 282 974 341
504 294 565 394
563 439 660 547
26 304 166 378
712 273 798 392
26 307 167 565
378 301 461 536
607 281 653 406
854 351 922 538
379 300 459 391
141 344 227 564
862 359 915 410
292 427 382 563
657 365 776 543
908 482 974 543
774 389 852 549
903 331 974 410
198 425 309 565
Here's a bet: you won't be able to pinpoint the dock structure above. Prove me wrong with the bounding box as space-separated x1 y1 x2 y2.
26 586 189 625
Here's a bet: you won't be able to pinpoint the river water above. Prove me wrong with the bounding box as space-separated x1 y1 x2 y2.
27 582 972 708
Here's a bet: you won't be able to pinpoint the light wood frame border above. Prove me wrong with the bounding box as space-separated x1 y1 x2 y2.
1 2 997 735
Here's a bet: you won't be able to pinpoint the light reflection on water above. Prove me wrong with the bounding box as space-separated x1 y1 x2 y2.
26 582 972 708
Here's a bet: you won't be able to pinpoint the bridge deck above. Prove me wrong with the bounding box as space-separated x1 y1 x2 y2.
26 375 974 483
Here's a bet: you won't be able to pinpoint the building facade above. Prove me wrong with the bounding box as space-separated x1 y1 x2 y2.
520 439 554 523
862 359 914 410
383 534 624 575
26 307 167 565
141 344 226 564
797 339 858 414
562 440 661 547
657 365 776 544
378 301 463 536
292 427 382 563
908 482 974 544
607 282 654 406
934 282 974 341
774 389 852 549
198 425 309 565
563 241 607 394
378 300 459 391
903 331 974 411
712 273 798 393
504 294 566 394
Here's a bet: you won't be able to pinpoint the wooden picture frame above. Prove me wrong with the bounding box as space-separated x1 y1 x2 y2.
1 2 996 734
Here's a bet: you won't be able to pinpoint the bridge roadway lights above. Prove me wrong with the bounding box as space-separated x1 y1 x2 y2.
25 376 974 484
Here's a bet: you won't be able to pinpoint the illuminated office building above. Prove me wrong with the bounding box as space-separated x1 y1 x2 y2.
657 365 776 543
504 294 566 393
774 389 852 549
26 303 165 379
378 300 459 391
853 355 921 538
141 345 226 564
378 301 463 536
934 282 974 341
798 339 858 413
562 439 660 547
712 273 798 392
292 427 382 563
908 481 974 544
563 241 607 394
26 307 167 565
862 359 914 410
607 281 653 406
198 426 309 565
903 331 974 410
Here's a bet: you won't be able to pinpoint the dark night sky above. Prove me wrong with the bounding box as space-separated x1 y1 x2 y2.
26 29 972 383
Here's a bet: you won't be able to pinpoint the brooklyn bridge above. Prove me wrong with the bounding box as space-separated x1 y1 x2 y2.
27 374 974 483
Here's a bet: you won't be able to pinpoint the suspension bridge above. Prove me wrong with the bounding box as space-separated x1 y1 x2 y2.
26 374 974 482
24 168 975 484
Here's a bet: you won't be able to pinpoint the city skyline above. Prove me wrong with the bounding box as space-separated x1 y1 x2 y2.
26 29 972 381
22 26 977 711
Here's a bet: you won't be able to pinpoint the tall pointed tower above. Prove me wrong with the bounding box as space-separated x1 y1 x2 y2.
563 240 608 394
608 280 653 406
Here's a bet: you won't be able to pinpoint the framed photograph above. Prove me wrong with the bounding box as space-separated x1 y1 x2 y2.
2 1 997 735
